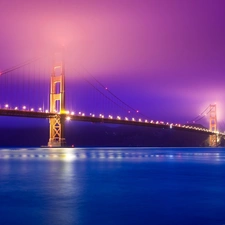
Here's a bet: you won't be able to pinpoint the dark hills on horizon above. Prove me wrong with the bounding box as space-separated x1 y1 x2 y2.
0 122 214 147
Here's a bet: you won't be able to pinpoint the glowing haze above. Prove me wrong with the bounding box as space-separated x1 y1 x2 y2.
0 0 225 127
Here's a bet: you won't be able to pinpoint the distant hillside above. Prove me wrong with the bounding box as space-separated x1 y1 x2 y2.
0 122 214 147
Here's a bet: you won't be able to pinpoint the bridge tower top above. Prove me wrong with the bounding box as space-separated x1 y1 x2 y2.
50 50 65 113
209 104 217 132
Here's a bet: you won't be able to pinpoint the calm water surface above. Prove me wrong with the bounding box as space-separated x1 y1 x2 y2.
0 147 225 225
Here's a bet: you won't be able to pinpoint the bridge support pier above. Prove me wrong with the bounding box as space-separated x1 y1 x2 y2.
48 50 66 147
209 134 217 147
48 115 66 147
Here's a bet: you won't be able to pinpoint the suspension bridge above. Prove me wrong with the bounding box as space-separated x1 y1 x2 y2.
0 50 223 147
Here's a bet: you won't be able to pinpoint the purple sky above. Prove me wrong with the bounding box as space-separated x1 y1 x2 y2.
1 0 225 127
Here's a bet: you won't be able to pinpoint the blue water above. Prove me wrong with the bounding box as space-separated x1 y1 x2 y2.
0 147 225 225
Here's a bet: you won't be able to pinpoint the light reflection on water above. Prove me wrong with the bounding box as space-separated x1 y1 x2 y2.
0 147 224 163
1 147 225 225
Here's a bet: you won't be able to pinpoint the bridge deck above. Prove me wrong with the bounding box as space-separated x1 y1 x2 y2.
0 109 221 136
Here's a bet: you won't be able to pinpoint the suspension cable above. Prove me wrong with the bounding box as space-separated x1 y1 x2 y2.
191 105 210 122
78 66 150 119
0 56 45 76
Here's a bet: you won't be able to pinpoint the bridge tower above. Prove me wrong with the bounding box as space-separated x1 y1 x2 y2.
48 50 66 147
209 104 217 147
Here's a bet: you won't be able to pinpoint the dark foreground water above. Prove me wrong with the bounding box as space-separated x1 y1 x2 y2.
0 147 225 225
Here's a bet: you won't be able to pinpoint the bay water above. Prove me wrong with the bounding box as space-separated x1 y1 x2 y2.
0 147 225 225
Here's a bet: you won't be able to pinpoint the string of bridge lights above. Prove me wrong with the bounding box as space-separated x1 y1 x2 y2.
0 103 220 134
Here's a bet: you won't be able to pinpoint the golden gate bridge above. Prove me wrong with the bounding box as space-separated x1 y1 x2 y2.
0 50 223 147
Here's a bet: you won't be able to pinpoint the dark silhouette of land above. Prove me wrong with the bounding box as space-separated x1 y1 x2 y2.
0 122 211 147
